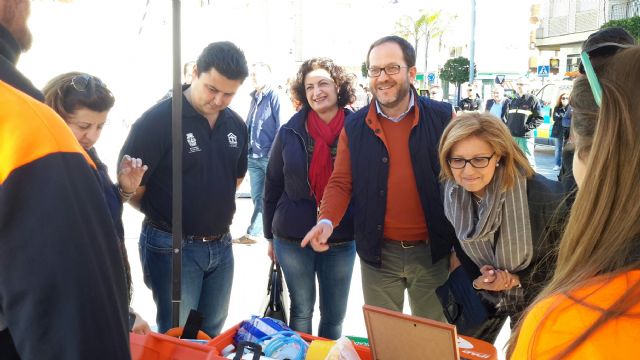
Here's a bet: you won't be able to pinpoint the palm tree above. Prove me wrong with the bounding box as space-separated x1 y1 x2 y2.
395 10 447 75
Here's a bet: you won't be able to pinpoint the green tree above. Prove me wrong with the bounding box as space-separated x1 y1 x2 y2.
361 62 368 79
394 10 447 75
601 16 640 42
440 56 476 102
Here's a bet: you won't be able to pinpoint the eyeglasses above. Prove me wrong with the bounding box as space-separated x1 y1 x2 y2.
447 152 495 169
580 51 603 107
367 65 407 77
70 74 107 92
561 97 569 100
467 89 474 92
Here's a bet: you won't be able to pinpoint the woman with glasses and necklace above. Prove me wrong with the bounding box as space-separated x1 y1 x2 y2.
438 112 569 343
43 72 151 335
551 93 570 171
263 58 356 339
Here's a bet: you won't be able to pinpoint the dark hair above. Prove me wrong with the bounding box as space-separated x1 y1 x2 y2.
554 92 569 109
366 35 416 68
42 72 115 121
579 27 636 73
196 41 248 81
291 57 355 109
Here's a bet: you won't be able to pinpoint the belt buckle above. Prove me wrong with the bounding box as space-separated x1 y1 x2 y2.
401 240 415 249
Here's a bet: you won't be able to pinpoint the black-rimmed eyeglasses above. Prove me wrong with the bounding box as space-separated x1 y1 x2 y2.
447 153 495 169
367 65 407 77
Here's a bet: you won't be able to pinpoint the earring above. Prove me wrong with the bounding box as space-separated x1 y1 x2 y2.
496 163 500 167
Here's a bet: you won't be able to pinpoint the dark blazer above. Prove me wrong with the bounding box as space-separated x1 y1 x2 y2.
485 98 510 123
453 173 571 315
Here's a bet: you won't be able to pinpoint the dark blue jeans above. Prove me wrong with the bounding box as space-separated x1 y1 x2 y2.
554 137 563 167
139 223 234 336
247 157 269 237
273 237 356 339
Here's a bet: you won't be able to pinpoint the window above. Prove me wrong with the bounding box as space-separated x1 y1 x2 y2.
551 0 569 17
577 0 598 12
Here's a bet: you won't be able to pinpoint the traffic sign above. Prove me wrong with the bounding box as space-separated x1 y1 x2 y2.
427 72 436 82
495 75 505 84
537 65 550 77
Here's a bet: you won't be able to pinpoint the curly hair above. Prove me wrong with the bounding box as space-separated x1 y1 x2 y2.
290 58 355 109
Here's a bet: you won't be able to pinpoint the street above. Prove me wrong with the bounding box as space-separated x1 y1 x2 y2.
124 144 559 360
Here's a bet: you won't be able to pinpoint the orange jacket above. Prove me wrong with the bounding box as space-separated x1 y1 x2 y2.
511 270 640 359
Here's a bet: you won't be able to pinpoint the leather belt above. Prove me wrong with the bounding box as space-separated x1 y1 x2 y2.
384 238 427 249
145 218 225 242
185 234 225 242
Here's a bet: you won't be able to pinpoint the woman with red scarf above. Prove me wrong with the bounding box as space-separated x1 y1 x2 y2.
263 58 356 339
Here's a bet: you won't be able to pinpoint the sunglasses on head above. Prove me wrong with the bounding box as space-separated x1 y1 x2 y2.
70 74 108 93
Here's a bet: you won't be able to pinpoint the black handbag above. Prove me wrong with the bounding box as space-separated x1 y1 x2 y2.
263 261 288 324
435 266 490 336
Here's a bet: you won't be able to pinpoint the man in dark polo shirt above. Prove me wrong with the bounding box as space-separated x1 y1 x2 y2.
119 41 249 336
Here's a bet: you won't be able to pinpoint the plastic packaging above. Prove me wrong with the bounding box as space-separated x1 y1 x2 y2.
324 336 361 360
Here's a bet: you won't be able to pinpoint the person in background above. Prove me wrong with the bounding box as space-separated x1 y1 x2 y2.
550 93 570 171
0 0 131 358
439 113 568 343
42 72 150 335
485 85 510 123
119 41 249 337
505 77 543 170
429 84 444 101
458 85 482 112
302 35 456 322
509 45 640 360
263 58 356 339
234 62 284 245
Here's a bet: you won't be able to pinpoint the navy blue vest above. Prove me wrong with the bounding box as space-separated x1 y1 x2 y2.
345 95 457 267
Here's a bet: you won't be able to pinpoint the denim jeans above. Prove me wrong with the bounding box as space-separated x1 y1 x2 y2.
554 137 563 167
273 237 356 339
139 223 234 337
247 157 269 237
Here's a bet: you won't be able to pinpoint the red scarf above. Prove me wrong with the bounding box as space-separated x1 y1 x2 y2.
307 109 345 205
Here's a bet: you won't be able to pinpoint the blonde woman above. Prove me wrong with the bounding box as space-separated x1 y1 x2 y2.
438 113 568 342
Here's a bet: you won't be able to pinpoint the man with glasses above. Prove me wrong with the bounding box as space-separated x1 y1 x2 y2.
1 0 130 358
119 41 249 337
458 85 482 112
505 77 543 169
485 85 510 123
302 35 456 322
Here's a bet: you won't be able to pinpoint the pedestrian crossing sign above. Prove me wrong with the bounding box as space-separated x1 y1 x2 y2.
537 65 550 77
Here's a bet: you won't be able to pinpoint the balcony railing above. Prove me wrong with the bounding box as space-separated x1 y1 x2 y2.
610 1 640 20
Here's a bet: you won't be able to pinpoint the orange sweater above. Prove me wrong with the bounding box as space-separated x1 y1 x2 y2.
511 270 640 359
319 102 428 241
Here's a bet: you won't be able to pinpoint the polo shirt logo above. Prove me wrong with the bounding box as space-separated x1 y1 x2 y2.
186 133 201 153
227 132 238 148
